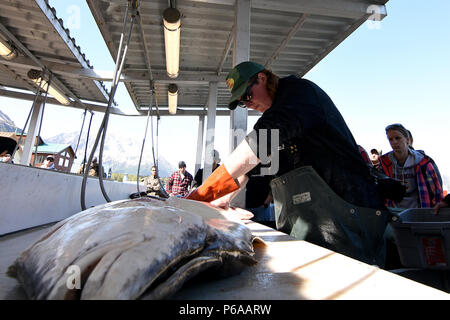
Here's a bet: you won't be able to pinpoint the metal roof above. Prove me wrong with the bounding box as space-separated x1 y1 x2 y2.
87 0 389 115
0 0 119 113
36 142 73 154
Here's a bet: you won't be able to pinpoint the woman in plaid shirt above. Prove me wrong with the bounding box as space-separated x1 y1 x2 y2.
166 161 193 197
380 123 443 208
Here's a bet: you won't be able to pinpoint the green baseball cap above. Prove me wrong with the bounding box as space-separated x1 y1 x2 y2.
226 61 265 110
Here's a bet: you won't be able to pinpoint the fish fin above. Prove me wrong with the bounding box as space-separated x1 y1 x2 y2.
139 256 222 300
6 264 17 278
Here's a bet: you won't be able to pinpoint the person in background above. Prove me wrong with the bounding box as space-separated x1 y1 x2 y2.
143 165 166 198
192 150 221 189
379 123 443 208
167 161 193 197
41 156 56 170
187 61 390 266
77 156 104 177
245 174 275 228
370 148 382 171
0 150 12 163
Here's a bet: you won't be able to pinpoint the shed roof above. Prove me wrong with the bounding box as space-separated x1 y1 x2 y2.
88 0 389 115
36 142 73 155
0 0 123 114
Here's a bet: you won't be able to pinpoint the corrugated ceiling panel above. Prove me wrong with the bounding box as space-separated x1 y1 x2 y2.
0 0 109 105
88 0 388 112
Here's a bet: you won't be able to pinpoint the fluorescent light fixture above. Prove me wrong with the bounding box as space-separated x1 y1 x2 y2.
163 8 181 78
0 38 17 60
168 84 178 115
27 69 70 105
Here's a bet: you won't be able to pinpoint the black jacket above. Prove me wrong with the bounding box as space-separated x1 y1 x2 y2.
246 75 384 209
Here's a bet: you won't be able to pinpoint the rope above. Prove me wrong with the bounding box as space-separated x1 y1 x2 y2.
74 109 88 156
136 91 153 195
80 111 94 175
80 2 135 210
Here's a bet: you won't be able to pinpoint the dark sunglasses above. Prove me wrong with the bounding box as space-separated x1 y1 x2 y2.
237 78 257 108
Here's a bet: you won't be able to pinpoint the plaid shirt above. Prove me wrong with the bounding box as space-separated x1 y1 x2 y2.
167 170 193 197
358 145 372 166
380 153 443 208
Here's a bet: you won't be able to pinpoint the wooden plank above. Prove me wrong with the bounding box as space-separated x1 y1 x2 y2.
172 221 450 300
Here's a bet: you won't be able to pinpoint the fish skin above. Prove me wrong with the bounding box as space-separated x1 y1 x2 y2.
9 198 258 299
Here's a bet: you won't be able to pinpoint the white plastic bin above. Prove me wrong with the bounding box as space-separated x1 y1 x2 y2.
390 208 450 270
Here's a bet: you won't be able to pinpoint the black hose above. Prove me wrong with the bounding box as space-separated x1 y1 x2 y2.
74 109 87 157
80 3 135 210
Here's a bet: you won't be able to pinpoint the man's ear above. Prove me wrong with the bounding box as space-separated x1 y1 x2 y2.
258 72 267 84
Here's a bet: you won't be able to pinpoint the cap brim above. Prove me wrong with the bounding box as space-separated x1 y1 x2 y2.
227 80 248 110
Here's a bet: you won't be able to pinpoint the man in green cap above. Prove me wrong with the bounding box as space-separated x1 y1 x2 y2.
188 61 393 267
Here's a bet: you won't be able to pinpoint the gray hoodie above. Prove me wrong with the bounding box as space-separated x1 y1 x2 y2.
387 149 425 208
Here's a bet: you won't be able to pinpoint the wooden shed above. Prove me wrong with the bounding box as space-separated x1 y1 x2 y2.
31 143 75 172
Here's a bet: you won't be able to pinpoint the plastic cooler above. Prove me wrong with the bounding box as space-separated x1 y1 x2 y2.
390 208 450 270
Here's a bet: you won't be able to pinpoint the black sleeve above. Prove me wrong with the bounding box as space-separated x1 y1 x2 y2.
444 194 450 206
245 175 272 208
193 169 202 188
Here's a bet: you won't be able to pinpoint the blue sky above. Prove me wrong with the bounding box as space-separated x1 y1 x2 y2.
1 0 449 188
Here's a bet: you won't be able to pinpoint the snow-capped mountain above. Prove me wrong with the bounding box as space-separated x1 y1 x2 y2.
0 109 174 176
0 110 19 132
46 130 175 177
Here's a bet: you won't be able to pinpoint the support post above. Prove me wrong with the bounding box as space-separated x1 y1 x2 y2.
194 114 205 177
228 0 251 208
229 0 251 153
204 82 218 182
20 97 44 166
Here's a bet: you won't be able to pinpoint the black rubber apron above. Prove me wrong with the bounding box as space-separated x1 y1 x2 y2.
270 166 392 267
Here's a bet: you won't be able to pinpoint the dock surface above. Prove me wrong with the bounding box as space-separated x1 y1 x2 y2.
1 221 448 300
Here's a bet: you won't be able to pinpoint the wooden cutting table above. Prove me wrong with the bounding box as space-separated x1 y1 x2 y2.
173 221 449 300
1 221 448 300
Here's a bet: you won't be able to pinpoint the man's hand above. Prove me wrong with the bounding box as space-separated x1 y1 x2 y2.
433 194 450 214
433 200 449 214
210 197 230 210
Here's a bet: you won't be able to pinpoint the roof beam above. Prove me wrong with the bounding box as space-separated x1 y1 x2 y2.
0 56 225 84
0 88 125 115
0 21 87 109
185 0 387 20
265 14 307 68
216 24 235 75
299 16 368 76
34 0 110 102
0 63 37 93
133 108 261 117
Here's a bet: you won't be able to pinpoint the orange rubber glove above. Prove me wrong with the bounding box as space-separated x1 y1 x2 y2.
186 164 239 202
